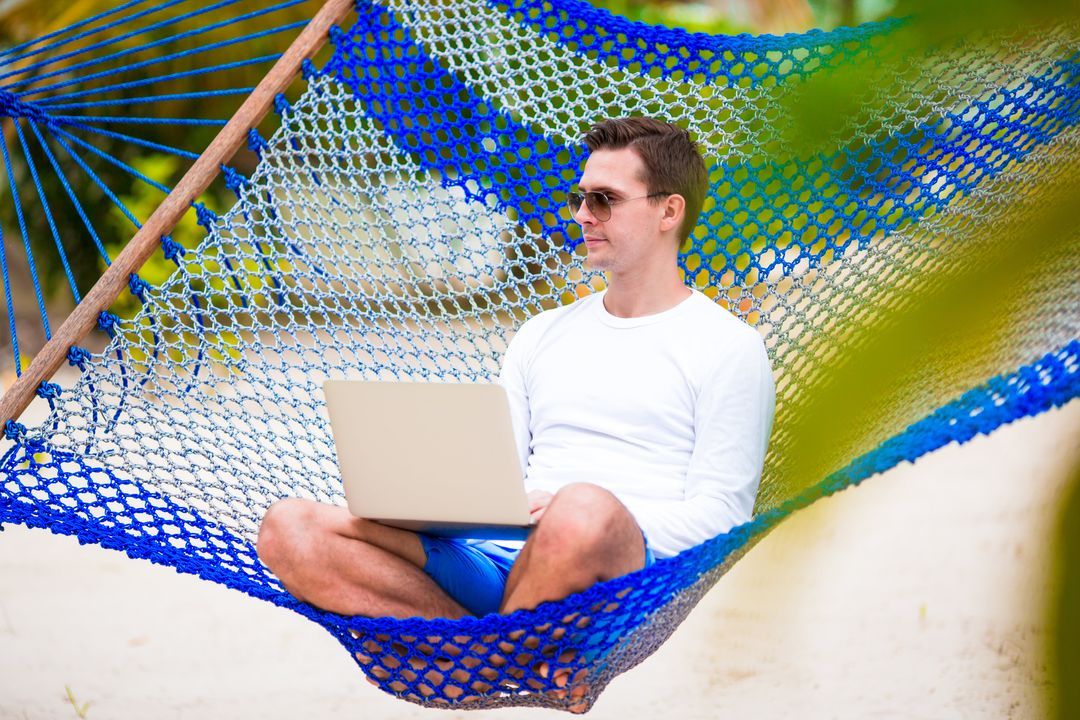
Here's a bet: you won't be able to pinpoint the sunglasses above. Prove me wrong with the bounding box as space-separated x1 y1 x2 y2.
566 190 671 222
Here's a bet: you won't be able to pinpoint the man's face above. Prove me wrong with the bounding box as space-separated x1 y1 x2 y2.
572 147 671 273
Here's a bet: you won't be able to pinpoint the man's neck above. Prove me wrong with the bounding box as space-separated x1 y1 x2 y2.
602 265 691 318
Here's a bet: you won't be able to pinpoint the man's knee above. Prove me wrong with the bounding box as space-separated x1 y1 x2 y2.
257 497 316 571
534 483 634 557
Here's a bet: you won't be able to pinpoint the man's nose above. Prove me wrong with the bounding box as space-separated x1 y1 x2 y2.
573 201 596 225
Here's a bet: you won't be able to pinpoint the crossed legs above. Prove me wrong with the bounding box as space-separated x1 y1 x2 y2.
256 482 647 619
256 499 469 619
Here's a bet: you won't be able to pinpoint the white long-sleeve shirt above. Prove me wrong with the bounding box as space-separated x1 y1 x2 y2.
498 289 775 559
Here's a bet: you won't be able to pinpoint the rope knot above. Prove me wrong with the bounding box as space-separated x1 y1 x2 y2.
194 202 217 230
160 235 185 262
4 420 26 441
0 89 50 124
247 128 268 156
35 382 62 399
273 93 292 116
1 420 45 455
328 25 344 45
301 58 317 82
221 165 248 195
128 274 151 301
97 311 120 333
66 346 91 368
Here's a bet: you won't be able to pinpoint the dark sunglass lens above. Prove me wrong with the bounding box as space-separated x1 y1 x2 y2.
586 192 611 220
567 192 583 214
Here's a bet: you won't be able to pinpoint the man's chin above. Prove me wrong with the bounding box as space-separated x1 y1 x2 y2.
583 253 609 271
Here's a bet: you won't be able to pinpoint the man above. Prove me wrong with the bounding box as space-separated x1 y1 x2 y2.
256 117 775 623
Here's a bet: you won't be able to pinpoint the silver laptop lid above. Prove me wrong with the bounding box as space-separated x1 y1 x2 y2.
323 380 531 530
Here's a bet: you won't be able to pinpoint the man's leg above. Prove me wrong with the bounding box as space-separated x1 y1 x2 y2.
499 482 647 614
256 498 468 619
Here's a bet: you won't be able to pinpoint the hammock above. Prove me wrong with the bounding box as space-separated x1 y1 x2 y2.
1 0 1078 712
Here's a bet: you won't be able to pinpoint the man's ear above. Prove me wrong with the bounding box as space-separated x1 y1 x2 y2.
659 194 685 234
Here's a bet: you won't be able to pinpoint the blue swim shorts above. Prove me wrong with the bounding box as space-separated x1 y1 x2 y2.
418 533 656 617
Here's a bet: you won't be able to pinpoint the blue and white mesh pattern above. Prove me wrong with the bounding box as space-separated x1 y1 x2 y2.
2 0 1079 711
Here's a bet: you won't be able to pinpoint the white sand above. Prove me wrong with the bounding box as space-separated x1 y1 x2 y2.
1 399 1077 719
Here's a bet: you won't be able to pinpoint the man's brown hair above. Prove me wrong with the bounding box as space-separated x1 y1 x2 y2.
583 117 708 243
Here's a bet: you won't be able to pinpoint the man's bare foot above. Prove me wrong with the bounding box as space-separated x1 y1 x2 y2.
536 659 590 713
495 623 590 712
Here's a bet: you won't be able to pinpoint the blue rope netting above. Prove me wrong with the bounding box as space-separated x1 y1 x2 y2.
1 0 1079 711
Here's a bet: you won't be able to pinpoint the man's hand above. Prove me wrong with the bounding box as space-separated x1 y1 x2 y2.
527 490 554 523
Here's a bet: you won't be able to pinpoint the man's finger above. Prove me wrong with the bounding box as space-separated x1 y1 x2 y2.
527 490 553 512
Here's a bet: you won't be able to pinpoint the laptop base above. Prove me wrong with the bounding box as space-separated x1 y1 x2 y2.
371 518 534 541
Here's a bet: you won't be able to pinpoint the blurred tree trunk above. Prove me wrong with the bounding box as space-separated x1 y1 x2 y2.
838 0 856 26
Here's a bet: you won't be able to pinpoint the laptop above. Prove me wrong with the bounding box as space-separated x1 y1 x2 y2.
323 380 535 539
